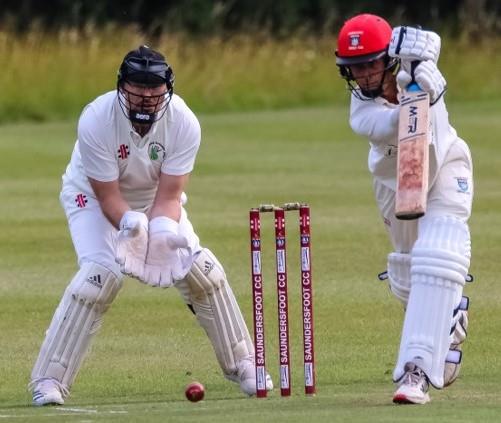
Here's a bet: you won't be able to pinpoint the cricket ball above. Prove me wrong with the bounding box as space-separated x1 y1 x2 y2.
185 381 205 402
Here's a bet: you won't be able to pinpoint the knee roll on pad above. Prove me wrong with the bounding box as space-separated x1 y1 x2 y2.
387 253 411 306
184 248 254 377
31 262 122 388
412 216 471 284
394 216 471 388
186 248 226 296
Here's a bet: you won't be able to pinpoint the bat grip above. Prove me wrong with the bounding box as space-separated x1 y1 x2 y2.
407 61 421 91
407 82 421 92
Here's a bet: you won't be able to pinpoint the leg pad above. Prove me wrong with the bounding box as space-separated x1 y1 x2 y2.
31 262 122 388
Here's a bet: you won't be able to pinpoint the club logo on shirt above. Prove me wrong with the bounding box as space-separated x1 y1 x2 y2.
148 142 166 161
75 193 88 208
455 177 469 193
117 144 130 160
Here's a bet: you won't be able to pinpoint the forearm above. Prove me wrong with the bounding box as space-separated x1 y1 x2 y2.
99 196 130 228
150 198 182 222
88 177 130 229
149 172 189 222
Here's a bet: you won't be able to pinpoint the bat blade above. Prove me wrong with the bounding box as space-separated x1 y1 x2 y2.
395 84 430 220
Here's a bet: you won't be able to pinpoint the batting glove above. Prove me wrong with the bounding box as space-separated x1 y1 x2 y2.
389 26 441 63
397 61 446 104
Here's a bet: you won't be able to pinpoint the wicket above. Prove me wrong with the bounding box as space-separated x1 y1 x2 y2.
249 202 315 398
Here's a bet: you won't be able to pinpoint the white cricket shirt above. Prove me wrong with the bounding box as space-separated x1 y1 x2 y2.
62 91 201 210
349 94 459 190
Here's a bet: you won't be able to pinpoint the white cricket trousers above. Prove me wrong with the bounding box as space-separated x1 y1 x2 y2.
59 190 202 275
374 138 473 253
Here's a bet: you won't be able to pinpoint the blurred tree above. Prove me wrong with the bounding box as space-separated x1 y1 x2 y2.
0 0 499 36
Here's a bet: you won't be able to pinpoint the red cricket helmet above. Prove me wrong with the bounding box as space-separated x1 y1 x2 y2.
335 14 392 65
335 14 398 100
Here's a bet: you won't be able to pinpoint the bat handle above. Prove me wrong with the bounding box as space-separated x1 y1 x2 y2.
407 61 421 91
407 82 421 92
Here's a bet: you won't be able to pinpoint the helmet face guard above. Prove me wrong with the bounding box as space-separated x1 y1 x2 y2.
117 46 175 124
118 85 170 124
335 14 398 100
337 53 399 100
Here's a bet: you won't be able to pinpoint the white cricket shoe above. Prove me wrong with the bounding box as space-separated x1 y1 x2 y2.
393 362 430 405
226 357 273 396
30 378 68 406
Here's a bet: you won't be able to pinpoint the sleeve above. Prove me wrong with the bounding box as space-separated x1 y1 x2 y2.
161 105 201 176
77 105 119 182
349 95 399 145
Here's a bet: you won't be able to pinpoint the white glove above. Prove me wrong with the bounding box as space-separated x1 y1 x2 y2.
116 211 149 278
141 216 191 288
396 61 446 103
389 26 441 63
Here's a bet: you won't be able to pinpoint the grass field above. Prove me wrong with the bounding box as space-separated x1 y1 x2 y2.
1 101 501 422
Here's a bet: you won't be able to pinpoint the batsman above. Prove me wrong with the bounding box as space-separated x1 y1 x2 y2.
335 14 473 404
29 45 272 406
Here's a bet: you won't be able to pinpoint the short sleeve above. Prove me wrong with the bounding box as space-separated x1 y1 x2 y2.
161 103 201 175
78 105 119 182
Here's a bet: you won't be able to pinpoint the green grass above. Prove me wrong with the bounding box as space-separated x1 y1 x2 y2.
1 101 501 421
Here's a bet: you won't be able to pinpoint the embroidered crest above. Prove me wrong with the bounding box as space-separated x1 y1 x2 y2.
456 177 469 193
148 142 166 161
349 34 361 47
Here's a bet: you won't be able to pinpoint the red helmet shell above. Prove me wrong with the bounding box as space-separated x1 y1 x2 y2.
336 14 392 65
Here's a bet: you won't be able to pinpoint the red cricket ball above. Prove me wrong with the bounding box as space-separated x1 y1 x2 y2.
185 381 205 402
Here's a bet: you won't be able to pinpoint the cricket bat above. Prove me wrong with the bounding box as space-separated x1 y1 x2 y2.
395 75 430 220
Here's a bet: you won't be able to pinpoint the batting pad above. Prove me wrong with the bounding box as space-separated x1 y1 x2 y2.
31 262 122 388
183 248 254 378
393 216 471 388
387 252 412 306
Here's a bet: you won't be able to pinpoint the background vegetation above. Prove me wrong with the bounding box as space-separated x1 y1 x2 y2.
1 0 500 36
0 1 499 123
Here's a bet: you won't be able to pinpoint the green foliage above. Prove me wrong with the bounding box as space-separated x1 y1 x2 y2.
0 29 343 122
1 1 500 36
0 102 501 420
0 28 500 124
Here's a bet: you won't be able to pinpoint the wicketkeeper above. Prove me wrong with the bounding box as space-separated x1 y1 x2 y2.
29 45 272 406
335 14 474 404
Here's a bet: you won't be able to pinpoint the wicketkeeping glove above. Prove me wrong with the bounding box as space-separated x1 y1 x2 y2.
389 26 441 63
116 211 149 278
141 216 192 288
